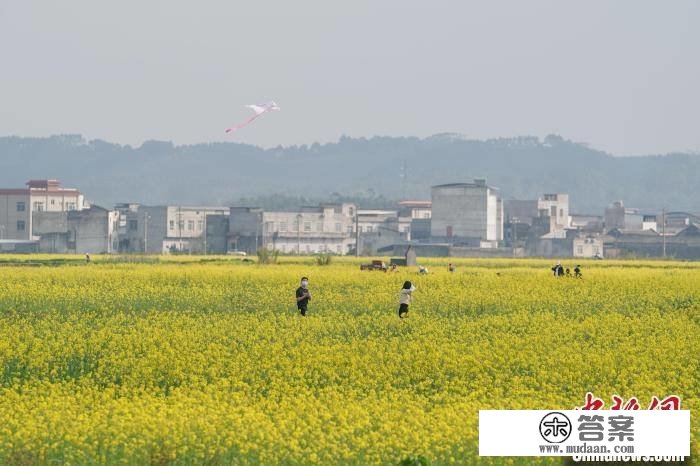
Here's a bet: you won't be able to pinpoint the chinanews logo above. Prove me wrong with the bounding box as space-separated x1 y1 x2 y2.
539 412 572 444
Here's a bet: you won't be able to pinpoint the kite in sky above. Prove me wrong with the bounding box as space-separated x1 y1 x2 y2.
225 101 280 133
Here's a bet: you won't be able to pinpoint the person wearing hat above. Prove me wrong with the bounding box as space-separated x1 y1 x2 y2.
551 261 564 277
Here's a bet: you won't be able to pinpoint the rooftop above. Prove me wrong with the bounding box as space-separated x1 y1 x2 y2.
397 200 432 207
432 179 498 190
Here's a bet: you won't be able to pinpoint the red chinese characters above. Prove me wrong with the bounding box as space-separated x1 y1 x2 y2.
577 392 681 410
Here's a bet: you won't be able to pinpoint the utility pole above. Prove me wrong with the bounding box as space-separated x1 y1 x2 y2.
297 213 302 255
203 213 207 256
144 211 149 254
255 214 260 252
355 207 360 257
178 206 183 252
662 208 667 258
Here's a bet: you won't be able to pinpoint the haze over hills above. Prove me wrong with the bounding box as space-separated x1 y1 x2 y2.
1 133 698 215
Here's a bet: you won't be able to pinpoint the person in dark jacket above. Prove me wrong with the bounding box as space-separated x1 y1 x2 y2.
551 261 564 277
574 265 582 278
295 277 312 316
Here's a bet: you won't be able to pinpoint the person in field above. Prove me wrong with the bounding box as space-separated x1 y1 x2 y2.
295 277 312 316
448 262 456 273
551 261 564 277
574 264 582 278
398 281 415 318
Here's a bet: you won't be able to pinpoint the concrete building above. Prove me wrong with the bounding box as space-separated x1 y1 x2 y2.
537 193 570 230
573 235 604 258
504 199 539 225
397 200 432 219
397 200 432 241
0 180 85 240
33 205 119 254
357 226 406 256
356 209 411 255
229 203 357 255
604 224 700 259
430 179 503 246
357 209 411 237
0 239 39 253
570 214 604 232
604 201 658 232
661 211 700 235
119 205 229 254
504 194 570 229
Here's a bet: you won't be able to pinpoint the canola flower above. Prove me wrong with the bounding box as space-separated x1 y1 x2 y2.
0 256 697 465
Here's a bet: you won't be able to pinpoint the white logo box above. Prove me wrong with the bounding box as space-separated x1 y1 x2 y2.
479 410 690 457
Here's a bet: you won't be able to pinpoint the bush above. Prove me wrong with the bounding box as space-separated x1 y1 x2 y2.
315 253 333 266
256 248 279 264
398 456 429 466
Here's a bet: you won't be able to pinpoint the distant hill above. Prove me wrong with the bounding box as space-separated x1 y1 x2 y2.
1 133 698 214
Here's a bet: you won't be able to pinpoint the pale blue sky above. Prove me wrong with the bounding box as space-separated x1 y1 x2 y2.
1 0 698 155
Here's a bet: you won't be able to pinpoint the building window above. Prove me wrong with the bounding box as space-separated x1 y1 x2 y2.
335 222 341 232
577 246 583 254
280 222 288 232
593 246 600 254
347 226 353 234
316 222 323 232
16 220 25 231
424 213 430 219
178 220 184 230
560 209 564 217
304 222 311 232
33 202 44 212
66 203 76 211
50 199 55 205
169 220 175 230
550 206 557 217
129 220 138 231
197 220 204 231
187 220 194 231
349 207 354 216
16 202 25 212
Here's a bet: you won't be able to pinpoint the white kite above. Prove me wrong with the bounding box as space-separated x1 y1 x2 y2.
225 101 280 133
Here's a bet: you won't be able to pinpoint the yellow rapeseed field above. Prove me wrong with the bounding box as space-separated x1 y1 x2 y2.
0 256 697 465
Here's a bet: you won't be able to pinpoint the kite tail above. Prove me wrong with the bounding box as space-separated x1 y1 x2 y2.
225 111 265 134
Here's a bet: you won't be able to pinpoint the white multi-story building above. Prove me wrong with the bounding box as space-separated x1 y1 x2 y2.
430 179 503 245
229 203 357 255
0 179 85 240
537 193 570 231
